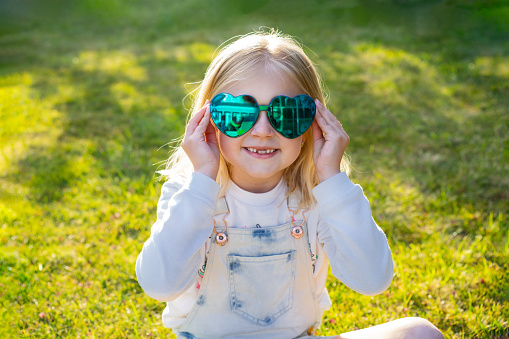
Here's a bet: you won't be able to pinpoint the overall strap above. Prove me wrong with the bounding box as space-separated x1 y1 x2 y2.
215 196 229 216
287 190 303 211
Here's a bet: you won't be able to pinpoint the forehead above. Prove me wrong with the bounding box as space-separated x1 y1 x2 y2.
221 72 302 105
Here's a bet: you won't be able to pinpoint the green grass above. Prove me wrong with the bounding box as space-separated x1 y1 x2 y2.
1 0 508 338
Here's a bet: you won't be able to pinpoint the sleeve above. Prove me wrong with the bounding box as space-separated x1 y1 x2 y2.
135 172 221 302
313 172 394 296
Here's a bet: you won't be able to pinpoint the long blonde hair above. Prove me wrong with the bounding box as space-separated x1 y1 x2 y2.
162 30 350 209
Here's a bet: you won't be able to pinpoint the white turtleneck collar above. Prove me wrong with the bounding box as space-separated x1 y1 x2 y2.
225 178 286 207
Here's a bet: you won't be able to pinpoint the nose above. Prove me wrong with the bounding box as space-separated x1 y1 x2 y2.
250 110 275 137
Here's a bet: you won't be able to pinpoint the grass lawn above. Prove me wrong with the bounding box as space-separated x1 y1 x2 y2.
1 0 508 338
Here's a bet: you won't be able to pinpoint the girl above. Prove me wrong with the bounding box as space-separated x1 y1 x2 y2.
136 31 443 339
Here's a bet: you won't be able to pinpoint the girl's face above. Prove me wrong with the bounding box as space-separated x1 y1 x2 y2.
217 72 304 193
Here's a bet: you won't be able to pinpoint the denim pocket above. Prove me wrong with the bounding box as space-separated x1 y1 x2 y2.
227 251 296 326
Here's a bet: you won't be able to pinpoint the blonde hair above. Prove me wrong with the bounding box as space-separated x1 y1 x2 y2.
162 30 350 210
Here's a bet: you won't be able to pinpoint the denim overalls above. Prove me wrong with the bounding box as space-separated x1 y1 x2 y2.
176 193 323 339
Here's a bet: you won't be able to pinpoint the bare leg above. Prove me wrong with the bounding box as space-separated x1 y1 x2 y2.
333 317 443 339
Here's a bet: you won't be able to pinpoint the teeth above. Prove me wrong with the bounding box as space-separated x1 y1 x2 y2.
247 147 276 154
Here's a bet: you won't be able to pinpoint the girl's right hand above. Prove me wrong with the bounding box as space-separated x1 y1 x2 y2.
181 101 220 180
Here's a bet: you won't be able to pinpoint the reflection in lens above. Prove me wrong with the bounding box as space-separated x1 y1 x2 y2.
269 95 316 139
210 94 259 137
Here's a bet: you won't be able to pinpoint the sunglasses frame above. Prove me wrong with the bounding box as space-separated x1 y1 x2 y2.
210 93 316 139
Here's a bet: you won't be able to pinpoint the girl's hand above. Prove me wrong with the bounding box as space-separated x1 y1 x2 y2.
181 101 220 180
311 99 350 182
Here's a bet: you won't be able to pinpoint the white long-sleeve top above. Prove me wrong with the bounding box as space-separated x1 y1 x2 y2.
136 172 394 329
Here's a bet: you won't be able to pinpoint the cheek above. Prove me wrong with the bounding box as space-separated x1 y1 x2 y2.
285 137 304 162
218 133 230 151
218 133 239 163
218 133 227 156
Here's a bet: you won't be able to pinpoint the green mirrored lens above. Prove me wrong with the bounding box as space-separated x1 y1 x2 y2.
268 95 316 139
210 94 259 137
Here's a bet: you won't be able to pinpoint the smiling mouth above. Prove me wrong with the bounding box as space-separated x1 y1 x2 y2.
245 147 277 154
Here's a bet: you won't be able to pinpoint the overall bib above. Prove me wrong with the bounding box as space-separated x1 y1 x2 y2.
176 195 322 339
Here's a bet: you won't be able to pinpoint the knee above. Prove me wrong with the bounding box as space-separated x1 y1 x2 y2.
403 317 444 339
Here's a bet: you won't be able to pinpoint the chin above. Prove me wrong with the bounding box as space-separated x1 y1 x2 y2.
247 170 283 181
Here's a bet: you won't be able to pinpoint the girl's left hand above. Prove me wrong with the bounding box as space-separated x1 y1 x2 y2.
311 99 350 182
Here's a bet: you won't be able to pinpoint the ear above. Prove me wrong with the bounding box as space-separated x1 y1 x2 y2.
302 130 310 145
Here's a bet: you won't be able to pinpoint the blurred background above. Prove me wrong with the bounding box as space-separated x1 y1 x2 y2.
1 0 508 338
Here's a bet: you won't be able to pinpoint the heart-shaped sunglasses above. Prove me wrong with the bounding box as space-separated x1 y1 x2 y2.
210 93 316 139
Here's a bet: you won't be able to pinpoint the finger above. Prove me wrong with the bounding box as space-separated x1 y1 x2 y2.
315 100 337 122
188 105 207 128
195 104 212 134
204 109 218 146
314 105 337 135
191 101 212 136
311 118 323 142
317 102 347 138
311 119 325 152
316 100 342 130
186 104 208 135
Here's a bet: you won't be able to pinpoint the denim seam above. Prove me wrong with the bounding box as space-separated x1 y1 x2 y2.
225 222 294 235
178 233 218 336
228 251 297 326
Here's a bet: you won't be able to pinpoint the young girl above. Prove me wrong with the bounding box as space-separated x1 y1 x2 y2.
136 31 443 339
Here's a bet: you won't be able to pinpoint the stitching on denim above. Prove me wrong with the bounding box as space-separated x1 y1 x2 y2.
178 231 218 334
228 251 297 326
225 221 294 235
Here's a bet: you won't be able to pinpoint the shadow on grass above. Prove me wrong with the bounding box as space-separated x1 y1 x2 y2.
304 1 509 211
0 2 506 221
12 56 197 203
0 0 264 205
326 42 509 207
1 1 508 338
1 0 507 212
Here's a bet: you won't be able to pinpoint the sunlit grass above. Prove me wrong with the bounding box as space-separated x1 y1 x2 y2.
0 0 508 338
0 73 62 173
78 50 148 81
